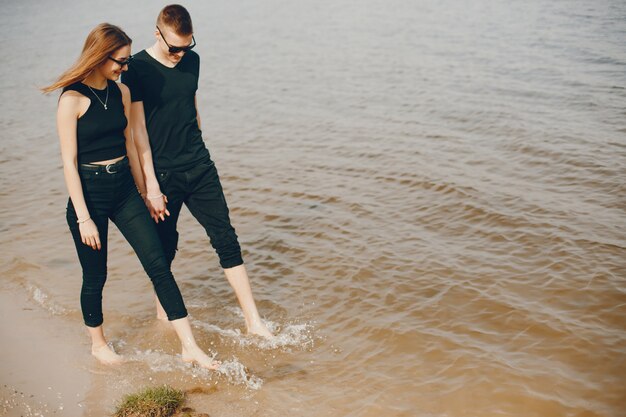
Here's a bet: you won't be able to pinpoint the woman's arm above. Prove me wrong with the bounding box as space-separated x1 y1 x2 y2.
57 91 101 250
129 100 169 222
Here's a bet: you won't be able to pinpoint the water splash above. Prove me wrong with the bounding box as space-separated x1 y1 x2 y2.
127 349 181 373
192 318 316 350
190 306 316 350
126 348 263 390
216 358 263 390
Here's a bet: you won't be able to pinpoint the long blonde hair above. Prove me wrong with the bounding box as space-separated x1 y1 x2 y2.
42 23 131 93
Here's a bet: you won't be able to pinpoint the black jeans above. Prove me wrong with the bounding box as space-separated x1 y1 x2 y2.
66 157 188 327
155 159 243 269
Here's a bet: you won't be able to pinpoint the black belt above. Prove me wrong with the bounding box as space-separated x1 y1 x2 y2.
80 156 128 173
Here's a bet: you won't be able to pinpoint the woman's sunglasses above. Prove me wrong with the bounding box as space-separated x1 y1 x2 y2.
108 55 133 66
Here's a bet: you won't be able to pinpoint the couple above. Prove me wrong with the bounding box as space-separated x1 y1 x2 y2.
42 5 273 368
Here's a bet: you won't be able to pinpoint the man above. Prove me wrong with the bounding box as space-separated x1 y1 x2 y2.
122 4 273 338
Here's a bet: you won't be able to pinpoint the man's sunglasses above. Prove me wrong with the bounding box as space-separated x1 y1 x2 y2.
108 55 133 66
157 26 196 54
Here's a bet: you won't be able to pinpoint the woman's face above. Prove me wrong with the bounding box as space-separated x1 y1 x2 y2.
98 45 132 81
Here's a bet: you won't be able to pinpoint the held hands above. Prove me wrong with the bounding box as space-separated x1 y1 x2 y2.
79 219 101 250
145 193 170 223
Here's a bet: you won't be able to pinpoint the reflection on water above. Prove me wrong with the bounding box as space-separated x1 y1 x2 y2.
1 0 625 416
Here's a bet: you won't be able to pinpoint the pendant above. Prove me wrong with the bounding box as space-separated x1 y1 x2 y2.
104 105 108 110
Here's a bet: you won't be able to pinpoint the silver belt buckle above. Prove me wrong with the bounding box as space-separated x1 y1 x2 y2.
105 163 117 174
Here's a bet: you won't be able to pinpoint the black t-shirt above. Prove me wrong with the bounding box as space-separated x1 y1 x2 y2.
122 49 209 171
62 80 127 164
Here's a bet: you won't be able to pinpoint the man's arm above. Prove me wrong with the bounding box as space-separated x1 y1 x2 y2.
119 83 146 196
129 101 169 222
195 95 202 130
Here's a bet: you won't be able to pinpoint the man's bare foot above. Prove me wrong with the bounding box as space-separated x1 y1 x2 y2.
181 346 221 370
247 320 274 338
91 344 123 364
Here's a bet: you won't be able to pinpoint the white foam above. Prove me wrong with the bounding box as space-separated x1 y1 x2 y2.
216 358 263 390
127 349 180 373
28 285 67 315
126 348 263 390
192 316 316 350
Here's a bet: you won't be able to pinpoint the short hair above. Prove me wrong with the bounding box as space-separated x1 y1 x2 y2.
157 4 193 35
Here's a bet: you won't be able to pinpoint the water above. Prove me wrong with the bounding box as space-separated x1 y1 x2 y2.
1 0 625 416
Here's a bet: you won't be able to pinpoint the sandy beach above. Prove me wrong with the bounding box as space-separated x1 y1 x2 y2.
0 275 272 417
1 279 91 416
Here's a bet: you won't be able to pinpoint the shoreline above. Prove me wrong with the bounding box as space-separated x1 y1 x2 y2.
0 281 240 417
0 283 93 417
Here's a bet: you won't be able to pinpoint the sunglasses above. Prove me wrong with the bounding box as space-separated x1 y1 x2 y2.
157 26 196 54
108 55 133 66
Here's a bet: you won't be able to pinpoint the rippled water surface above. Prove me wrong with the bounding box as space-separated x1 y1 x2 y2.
1 0 625 416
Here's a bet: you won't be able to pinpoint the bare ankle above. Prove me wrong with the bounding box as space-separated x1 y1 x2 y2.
91 342 108 350
247 321 273 338
91 344 123 364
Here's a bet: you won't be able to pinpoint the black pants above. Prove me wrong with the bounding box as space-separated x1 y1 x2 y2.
66 157 188 327
155 159 243 269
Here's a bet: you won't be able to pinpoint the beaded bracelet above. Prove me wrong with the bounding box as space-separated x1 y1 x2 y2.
147 193 164 200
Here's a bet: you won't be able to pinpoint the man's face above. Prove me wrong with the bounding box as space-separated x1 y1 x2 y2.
156 25 195 64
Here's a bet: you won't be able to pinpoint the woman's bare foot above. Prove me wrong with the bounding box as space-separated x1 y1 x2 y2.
247 321 274 339
181 346 221 370
91 344 123 364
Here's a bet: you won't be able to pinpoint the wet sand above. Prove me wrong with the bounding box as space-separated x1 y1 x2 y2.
0 280 265 416
0 282 90 416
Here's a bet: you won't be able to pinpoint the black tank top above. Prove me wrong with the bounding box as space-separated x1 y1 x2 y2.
62 80 127 164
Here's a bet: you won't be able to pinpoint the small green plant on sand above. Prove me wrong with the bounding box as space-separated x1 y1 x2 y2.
113 385 185 417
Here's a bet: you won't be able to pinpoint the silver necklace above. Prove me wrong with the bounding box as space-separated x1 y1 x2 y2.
86 83 109 110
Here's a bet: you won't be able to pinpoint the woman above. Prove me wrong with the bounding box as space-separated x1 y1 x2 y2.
42 23 219 369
